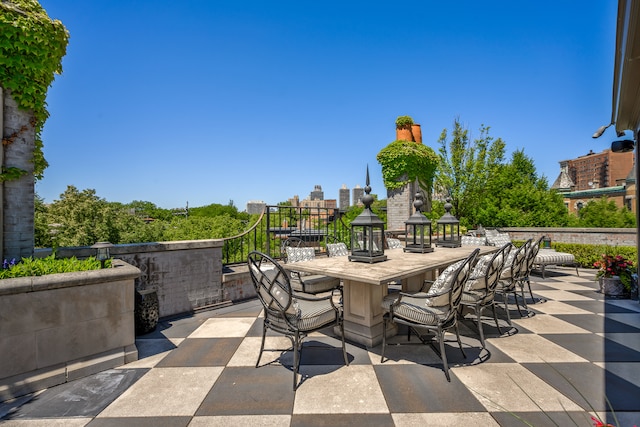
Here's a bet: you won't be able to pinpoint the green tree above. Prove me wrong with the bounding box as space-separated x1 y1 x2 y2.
476 150 569 227
577 197 636 228
435 119 506 227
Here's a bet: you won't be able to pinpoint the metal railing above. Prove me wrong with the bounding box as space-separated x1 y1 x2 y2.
222 205 351 266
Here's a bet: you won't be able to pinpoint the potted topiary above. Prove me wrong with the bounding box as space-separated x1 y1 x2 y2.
395 115 414 141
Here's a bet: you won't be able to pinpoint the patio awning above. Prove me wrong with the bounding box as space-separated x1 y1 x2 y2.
613 0 640 133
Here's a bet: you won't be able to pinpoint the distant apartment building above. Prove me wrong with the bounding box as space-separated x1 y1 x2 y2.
246 200 266 214
352 185 364 206
551 148 635 214
339 184 350 210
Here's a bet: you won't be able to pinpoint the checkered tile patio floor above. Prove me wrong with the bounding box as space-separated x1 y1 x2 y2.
1 267 639 426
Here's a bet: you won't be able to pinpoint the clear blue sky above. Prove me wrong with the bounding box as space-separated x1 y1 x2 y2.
36 1 620 210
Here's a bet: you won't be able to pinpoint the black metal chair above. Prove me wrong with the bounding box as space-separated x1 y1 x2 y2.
381 248 479 382
519 235 545 306
459 243 511 348
281 237 341 294
248 251 349 390
496 239 531 325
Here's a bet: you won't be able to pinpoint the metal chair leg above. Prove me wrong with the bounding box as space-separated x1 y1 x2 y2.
381 315 387 363
256 321 267 367
476 306 486 348
491 303 503 334
438 328 451 382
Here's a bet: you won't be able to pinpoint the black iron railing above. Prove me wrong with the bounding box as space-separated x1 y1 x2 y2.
222 205 351 266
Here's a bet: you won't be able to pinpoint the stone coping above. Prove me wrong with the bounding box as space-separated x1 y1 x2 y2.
0 259 140 297
35 239 224 259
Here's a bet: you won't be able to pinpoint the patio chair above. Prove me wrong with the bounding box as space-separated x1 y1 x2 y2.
281 237 341 294
381 248 479 382
459 243 511 348
519 235 545 306
496 239 531 325
247 251 349 390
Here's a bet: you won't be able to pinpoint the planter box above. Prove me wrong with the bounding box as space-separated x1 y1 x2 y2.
0 260 141 401
599 276 628 297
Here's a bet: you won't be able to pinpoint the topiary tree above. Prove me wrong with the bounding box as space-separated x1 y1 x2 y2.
0 0 68 259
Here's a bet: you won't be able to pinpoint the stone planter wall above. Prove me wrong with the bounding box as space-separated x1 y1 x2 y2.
0 260 140 400
498 227 637 247
41 239 225 319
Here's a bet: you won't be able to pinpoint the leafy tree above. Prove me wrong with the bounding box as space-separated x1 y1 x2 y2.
475 150 569 227
161 215 247 241
435 119 506 227
577 197 636 228
124 200 173 221
189 201 249 221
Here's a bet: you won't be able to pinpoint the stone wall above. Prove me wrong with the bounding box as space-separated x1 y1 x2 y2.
386 182 415 233
44 239 225 319
0 260 140 400
499 227 637 247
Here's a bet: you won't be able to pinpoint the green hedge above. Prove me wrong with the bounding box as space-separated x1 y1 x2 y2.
0 255 110 279
550 243 637 271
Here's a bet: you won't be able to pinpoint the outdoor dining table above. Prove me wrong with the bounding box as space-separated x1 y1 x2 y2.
282 245 497 347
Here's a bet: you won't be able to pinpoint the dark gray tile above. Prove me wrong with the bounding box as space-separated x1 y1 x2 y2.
375 364 486 413
291 414 394 426
541 333 640 362
491 411 596 427
3 369 148 419
555 314 640 334
196 366 295 415
155 338 243 367
524 362 640 412
139 317 208 340
135 338 178 359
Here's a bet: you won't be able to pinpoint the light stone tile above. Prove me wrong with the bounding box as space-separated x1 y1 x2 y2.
293 365 388 414
188 415 291 426
0 420 91 427
454 363 583 412
226 336 293 367
529 300 591 315
485 333 588 363
512 314 591 334
531 290 594 301
597 312 640 328
392 412 500 427
188 317 255 338
117 349 172 369
97 367 222 417
536 282 596 292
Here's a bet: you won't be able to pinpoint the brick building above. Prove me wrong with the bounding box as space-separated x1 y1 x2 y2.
551 149 635 214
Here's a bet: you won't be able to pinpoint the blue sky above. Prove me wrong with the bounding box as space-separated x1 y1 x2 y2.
36 1 620 210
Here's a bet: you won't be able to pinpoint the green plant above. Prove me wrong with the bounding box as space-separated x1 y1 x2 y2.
395 115 414 129
0 0 69 179
594 253 634 291
0 255 109 279
376 140 439 191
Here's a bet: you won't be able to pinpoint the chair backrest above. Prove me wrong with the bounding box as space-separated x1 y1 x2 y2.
386 238 403 249
425 248 479 319
511 239 532 279
485 243 511 293
525 236 544 272
248 251 295 316
281 237 316 264
327 242 349 257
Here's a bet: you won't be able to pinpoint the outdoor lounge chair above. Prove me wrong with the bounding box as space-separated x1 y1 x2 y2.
247 251 349 390
381 248 479 381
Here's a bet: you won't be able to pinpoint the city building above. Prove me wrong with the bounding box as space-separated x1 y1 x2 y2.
339 184 350 210
352 185 364 206
245 200 266 215
551 148 635 214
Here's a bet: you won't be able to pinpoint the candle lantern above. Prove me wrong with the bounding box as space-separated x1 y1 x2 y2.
349 167 387 263
436 198 461 248
404 191 433 253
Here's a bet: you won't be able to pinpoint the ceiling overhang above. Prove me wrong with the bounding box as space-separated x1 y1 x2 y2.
613 0 640 133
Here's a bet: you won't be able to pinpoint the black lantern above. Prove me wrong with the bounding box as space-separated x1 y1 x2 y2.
404 191 433 253
436 198 461 248
91 241 113 268
542 236 552 249
349 167 387 263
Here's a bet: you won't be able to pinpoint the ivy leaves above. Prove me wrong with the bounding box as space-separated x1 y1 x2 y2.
376 140 439 191
0 0 69 178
